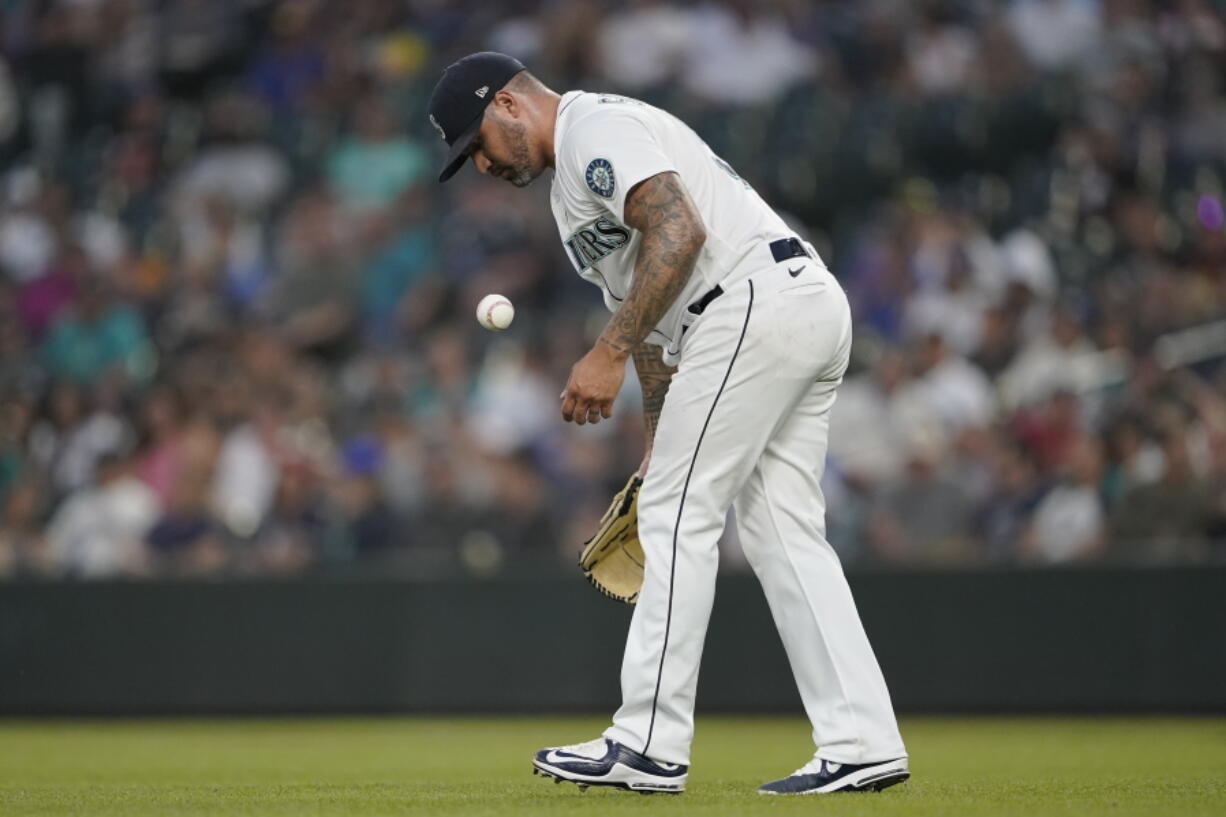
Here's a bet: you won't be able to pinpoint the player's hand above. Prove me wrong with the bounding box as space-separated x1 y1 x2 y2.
561 342 627 425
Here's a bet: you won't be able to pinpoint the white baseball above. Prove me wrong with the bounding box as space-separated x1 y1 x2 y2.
476 293 515 330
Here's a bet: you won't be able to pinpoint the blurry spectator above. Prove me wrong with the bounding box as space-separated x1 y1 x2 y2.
680 0 818 106
533 0 604 82
866 432 976 565
357 191 436 343
44 450 160 578
158 0 249 99
971 306 1022 379
259 185 360 355
1101 416 1164 505
246 1 326 115
1005 0 1103 71
1172 54 1226 162
37 277 152 387
902 245 990 356
95 0 158 97
327 95 428 213
251 461 324 574
371 401 427 518
0 477 46 577
133 384 189 509
485 452 559 556
0 283 42 397
598 0 689 91
844 228 914 343
1012 390 1085 476
177 195 271 312
999 305 1099 409
829 349 943 486
16 244 84 339
154 261 234 351
74 209 129 279
408 329 477 426
977 444 1044 564
1021 435 1107 564
172 92 290 218
906 5 978 95
100 94 166 240
908 333 996 434
211 388 286 540
0 397 33 504
1109 430 1212 563
146 465 228 577
0 188 58 285
466 341 557 456
0 56 17 147
323 437 397 562
27 380 132 501
413 449 495 571
992 229 1058 343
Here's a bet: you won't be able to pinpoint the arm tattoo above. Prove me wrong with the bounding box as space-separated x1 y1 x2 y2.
598 172 706 356
632 342 676 446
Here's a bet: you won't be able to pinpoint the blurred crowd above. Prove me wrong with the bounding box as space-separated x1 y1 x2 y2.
1 0 1225 580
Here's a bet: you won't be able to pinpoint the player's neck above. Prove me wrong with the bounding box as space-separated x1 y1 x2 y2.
541 91 561 169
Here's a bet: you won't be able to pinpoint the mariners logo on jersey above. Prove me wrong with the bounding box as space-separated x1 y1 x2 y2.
585 158 616 199
564 216 631 271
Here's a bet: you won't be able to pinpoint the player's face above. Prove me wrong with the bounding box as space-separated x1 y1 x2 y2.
468 110 540 188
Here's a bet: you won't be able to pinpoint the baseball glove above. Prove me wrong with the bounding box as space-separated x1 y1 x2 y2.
579 473 644 604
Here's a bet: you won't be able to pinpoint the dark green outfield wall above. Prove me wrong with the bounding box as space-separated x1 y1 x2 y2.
1 568 1223 714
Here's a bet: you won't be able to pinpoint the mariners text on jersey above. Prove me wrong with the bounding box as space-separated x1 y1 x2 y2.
564 216 631 271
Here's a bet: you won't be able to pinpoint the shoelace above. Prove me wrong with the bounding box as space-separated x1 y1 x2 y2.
793 757 841 776
556 737 609 759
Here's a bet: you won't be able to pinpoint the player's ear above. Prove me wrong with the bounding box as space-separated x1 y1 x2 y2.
491 89 518 118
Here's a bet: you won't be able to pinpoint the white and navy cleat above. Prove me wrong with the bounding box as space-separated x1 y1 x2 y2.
532 737 687 794
758 756 909 795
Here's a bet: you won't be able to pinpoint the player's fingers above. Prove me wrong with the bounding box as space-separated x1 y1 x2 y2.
560 391 577 422
600 401 613 419
573 397 591 425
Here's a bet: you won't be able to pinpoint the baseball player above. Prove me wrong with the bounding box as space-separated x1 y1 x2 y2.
428 52 908 795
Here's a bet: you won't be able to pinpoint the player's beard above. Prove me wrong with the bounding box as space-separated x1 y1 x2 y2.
494 118 536 188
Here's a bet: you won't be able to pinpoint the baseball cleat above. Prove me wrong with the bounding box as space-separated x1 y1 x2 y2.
758 756 909 795
532 737 687 793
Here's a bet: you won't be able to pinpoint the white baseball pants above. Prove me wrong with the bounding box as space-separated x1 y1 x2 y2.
603 259 906 766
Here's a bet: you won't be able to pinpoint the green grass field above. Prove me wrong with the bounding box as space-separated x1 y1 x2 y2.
1 716 1223 816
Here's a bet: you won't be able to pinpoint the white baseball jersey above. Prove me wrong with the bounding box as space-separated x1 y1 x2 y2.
549 91 821 363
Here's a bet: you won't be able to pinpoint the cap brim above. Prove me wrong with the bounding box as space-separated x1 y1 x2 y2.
438 117 483 183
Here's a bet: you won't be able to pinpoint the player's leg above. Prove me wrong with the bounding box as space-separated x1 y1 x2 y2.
731 280 907 790
733 384 907 765
603 278 802 766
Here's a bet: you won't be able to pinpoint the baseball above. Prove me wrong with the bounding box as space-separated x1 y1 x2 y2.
476 293 515 330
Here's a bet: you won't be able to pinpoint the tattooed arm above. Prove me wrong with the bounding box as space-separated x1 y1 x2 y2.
560 172 705 425
632 342 677 472
599 172 707 356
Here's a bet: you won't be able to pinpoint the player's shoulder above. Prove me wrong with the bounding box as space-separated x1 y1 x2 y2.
559 92 660 152
569 91 654 115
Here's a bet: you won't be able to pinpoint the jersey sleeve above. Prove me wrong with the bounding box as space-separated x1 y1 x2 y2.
563 111 678 224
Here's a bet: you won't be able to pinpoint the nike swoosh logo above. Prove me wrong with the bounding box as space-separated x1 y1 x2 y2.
546 749 604 764
788 266 804 277
658 762 681 771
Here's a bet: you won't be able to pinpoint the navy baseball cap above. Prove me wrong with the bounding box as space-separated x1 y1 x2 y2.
427 51 526 182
